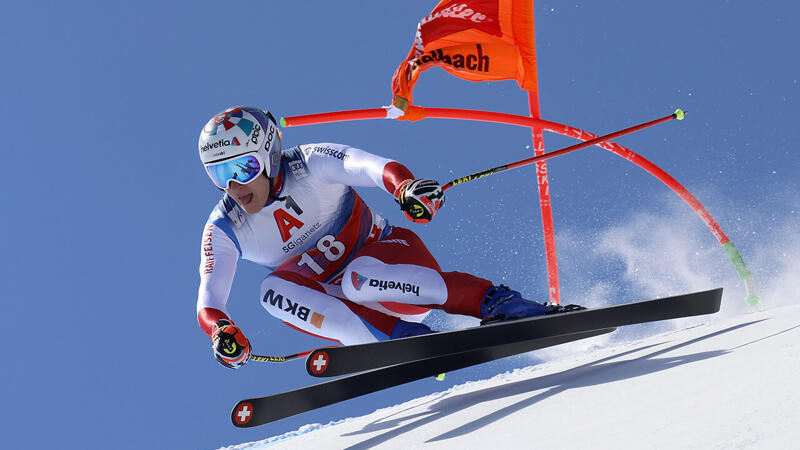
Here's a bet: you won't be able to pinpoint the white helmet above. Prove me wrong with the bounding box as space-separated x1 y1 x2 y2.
198 106 282 188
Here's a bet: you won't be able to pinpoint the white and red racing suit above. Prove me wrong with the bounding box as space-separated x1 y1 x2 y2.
197 143 492 345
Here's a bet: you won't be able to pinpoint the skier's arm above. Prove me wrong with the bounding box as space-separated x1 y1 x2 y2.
196 221 240 338
303 143 445 222
197 220 253 368
301 143 414 196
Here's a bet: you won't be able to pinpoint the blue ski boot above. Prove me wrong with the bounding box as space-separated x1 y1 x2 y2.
480 285 548 325
480 285 586 325
544 303 587 315
390 319 435 339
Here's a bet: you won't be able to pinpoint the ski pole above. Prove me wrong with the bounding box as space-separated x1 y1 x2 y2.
442 109 685 192
249 346 341 364
249 350 312 364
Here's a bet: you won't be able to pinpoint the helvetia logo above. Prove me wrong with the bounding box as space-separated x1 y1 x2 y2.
200 138 238 153
351 272 369 290
368 278 421 296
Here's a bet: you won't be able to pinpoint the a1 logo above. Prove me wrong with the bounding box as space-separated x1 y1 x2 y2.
273 195 304 242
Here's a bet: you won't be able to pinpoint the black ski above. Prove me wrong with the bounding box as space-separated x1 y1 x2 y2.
306 288 723 377
231 327 614 428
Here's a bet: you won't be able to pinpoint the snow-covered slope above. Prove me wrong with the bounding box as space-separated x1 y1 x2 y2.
226 302 800 449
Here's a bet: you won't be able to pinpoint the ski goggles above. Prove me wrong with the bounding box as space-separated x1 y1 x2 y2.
204 153 264 189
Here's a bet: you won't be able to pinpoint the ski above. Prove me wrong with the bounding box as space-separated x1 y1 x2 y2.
231 327 614 428
306 288 723 377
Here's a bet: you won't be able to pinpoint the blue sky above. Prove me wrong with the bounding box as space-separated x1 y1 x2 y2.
2 1 798 448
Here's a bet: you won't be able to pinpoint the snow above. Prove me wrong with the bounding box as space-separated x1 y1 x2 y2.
223 302 800 449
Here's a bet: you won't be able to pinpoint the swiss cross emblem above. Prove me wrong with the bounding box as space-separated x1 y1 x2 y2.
234 402 254 425
309 351 329 375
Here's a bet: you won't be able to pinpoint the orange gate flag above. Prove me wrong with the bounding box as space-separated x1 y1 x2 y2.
391 0 538 112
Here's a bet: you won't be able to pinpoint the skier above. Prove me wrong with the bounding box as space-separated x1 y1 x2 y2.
197 106 580 369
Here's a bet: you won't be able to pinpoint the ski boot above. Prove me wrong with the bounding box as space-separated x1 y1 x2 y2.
480 285 585 325
390 319 434 339
544 303 587 315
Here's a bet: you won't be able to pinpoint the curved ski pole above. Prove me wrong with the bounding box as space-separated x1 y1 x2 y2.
442 109 685 192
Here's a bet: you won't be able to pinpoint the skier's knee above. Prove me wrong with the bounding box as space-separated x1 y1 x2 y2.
259 275 286 319
259 272 324 320
341 256 385 304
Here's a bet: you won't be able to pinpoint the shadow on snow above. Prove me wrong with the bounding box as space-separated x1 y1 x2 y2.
342 320 768 449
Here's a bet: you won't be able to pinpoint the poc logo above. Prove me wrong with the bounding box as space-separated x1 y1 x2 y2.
249 123 261 145
264 124 276 151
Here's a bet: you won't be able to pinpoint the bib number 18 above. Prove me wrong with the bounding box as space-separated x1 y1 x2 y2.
297 234 345 275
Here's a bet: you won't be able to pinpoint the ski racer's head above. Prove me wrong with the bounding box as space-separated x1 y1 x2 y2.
198 106 282 214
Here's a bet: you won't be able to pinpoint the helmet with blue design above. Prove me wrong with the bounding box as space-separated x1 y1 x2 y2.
198 106 282 189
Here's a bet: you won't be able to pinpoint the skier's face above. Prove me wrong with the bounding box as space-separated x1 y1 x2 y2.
225 175 271 214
